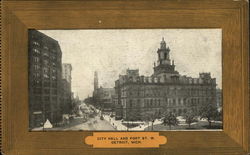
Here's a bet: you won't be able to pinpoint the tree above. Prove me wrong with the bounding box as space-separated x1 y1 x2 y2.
124 107 142 131
214 109 223 122
199 102 218 128
145 112 158 131
162 112 179 130
183 110 197 128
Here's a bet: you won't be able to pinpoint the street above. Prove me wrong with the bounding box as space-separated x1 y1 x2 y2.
63 114 116 131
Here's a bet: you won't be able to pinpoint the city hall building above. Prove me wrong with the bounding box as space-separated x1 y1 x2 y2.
114 38 217 121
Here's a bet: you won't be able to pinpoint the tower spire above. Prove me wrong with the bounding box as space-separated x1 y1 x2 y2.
94 71 98 91
160 37 166 49
154 38 177 75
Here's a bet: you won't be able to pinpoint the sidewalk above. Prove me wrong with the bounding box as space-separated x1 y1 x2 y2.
103 115 127 131
31 116 86 131
103 114 165 131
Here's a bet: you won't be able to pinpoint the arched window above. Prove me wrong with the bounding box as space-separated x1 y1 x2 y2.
164 53 167 59
178 109 182 115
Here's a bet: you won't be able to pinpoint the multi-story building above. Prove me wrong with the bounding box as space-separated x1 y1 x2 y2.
98 87 115 111
114 38 217 121
62 63 72 85
216 89 222 111
61 64 73 114
28 30 63 128
93 72 115 111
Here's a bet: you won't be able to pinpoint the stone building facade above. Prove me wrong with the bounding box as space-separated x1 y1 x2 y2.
28 30 63 128
216 89 222 111
114 38 217 121
61 64 73 114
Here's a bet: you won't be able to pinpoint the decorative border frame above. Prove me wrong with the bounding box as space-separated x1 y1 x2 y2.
2 0 249 154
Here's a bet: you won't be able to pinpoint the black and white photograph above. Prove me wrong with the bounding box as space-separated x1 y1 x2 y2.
28 29 222 131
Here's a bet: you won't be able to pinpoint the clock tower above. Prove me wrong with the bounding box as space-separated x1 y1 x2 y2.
153 38 179 76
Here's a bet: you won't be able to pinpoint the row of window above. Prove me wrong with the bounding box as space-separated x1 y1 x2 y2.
32 74 57 80
32 80 58 88
121 89 215 97
124 108 190 116
32 41 58 53
33 88 58 95
31 96 57 104
33 57 57 67
122 97 214 108
121 75 214 85
32 48 58 60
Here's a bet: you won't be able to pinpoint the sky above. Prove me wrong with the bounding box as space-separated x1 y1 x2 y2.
40 29 222 100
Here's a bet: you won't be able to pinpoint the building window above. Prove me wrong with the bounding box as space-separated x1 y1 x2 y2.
44 89 50 94
52 62 56 67
178 109 182 115
32 41 40 46
52 82 57 88
33 88 40 94
129 100 133 107
33 80 41 86
43 46 49 50
43 67 49 73
34 65 40 70
51 56 56 61
52 97 57 101
164 53 167 59
173 99 176 106
43 52 49 57
44 81 50 87
154 99 157 106
44 96 50 101
43 74 49 79
44 60 49 66
183 98 186 106
33 73 40 78
35 96 41 101
33 48 40 54
52 76 57 80
34 57 40 63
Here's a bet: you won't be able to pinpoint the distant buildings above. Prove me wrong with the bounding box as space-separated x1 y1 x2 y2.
62 64 72 84
93 71 115 111
61 64 73 115
114 38 218 121
28 30 73 128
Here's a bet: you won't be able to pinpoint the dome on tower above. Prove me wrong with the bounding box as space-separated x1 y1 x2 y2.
160 37 167 49
161 37 166 44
